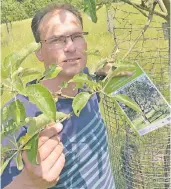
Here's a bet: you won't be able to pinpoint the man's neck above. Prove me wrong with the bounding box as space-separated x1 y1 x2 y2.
40 75 78 98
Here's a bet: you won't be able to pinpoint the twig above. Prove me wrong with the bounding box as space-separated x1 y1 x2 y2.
157 0 168 13
120 1 148 18
121 0 168 20
52 92 74 99
122 1 157 60
106 5 112 33
162 0 170 16
111 6 120 59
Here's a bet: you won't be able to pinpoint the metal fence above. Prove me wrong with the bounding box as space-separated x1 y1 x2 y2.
101 3 170 189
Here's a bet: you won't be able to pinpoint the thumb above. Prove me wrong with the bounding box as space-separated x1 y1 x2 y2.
22 151 32 168
55 122 63 133
46 121 63 133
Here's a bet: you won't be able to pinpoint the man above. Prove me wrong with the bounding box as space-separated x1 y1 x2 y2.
2 3 115 189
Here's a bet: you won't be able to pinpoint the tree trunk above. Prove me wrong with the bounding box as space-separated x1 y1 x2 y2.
5 20 9 34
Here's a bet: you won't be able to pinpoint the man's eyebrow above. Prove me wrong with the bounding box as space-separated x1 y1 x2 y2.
48 34 62 39
47 32 82 40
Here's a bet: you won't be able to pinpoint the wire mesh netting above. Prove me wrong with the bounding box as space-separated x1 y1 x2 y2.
101 3 170 189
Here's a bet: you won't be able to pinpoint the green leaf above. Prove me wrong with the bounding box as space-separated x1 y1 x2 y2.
2 42 40 79
60 82 68 89
2 52 18 79
103 63 137 94
26 133 39 165
12 77 24 94
56 112 68 121
1 117 26 139
1 152 16 176
18 133 39 165
112 98 139 136
84 0 97 23
1 78 11 89
12 67 42 79
15 152 24 170
26 114 51 135
69 73 90 85
18 133 30 147
1 146 12 158
72 92 91 116
24 84 56 121
26 112 68 135
10 99 26 125
69 73 98 90
1 145 16 160
23 145 32 150
43 64 62 80
12 67 25 80
1 120 17 139
19 68 42 78
1 106 9 123
111 94 142 113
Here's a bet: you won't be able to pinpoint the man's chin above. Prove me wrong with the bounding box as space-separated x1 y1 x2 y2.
62 69 81 79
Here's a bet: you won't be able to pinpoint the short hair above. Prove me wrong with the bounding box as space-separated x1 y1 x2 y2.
31 3 83 43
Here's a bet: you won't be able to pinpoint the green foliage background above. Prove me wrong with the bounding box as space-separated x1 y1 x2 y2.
1 0 82 23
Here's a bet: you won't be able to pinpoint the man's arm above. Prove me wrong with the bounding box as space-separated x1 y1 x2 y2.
4 123 65 189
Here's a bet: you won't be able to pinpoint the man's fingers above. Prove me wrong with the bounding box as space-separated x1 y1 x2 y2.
41 142 64 170
22 151 28 164
96 63 112 76
116 71 133 77
48 153 65 181
22 151 35 171
38 135 60 162
38 123 63 147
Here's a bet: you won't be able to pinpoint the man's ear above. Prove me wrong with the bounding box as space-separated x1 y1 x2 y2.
35 48 44 62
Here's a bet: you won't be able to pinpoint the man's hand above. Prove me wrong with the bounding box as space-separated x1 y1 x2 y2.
95 63 112 77
95 63 133 77
5 123 65 189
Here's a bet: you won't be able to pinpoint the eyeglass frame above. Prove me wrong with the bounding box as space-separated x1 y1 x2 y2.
39 32 88 48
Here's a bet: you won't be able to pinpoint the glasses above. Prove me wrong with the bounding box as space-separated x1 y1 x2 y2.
40 32 88 48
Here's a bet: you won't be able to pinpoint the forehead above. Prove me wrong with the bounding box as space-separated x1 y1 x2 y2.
38 10 82 38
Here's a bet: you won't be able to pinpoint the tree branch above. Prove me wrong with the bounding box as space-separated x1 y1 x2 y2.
162 0 170 21
110 7 120 59
122 1 157 60
157 0 168 14
121 0 168 20
122 1 149 17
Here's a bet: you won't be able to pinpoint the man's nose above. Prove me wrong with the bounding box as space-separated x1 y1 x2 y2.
63 37 76 52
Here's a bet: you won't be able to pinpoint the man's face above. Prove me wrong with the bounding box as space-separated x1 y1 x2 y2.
37 10 87 79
